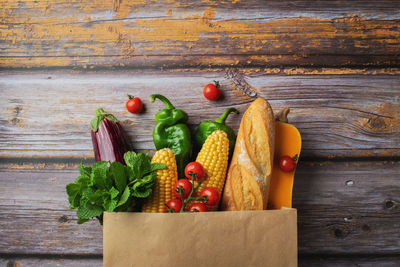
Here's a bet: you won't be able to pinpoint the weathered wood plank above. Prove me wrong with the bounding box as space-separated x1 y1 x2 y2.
1 0 399 68
0 160 399 255
294 161 400 254
0 258 102 267
0 70 399 158
4 0 400 20
299 255 400 267
0 166 103 255
1 255 400 267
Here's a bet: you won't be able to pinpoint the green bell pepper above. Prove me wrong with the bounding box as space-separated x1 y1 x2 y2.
194 108 239 157
149 94 192 179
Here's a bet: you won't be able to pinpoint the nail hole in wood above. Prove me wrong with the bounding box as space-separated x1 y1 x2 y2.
14 106 21 115
334 229 344 238
385 200 394 209
344 217 352 222
362 224 371 232
345 180 354 186
331 227 348 239
58 215 68 223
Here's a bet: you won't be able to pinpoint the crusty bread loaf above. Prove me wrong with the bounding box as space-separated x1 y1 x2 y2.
221 98 275 210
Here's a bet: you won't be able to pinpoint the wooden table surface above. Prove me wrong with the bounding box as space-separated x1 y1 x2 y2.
1 1 399 266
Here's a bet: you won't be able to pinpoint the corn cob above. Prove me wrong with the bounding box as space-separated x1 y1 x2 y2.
142 148 178 213
192 130 229 211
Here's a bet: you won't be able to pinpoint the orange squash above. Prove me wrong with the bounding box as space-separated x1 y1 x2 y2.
268 108 301 209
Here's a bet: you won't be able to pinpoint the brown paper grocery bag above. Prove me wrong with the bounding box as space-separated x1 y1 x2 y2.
103 209 297 267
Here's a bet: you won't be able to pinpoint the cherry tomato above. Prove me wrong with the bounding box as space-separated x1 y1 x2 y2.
200 187 220 206
185 162 205 181
126 95 143 114
203 81 221 101
173 179 193 199
165 198 182 213
279 155 297 172
188 203 208 212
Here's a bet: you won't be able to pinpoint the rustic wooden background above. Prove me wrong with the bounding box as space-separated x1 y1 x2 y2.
1 0 399 266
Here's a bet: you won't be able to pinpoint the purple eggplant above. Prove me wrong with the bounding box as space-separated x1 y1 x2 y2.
90 108 131 164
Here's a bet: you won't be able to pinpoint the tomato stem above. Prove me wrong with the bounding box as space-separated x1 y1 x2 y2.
127 94 134 99
192 196 207 203
180 172 202 212
178 188 185 213
164 203 174 213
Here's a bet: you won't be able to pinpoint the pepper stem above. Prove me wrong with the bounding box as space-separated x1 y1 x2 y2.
149 94 175 109
215 108 239 124
275 107 290 123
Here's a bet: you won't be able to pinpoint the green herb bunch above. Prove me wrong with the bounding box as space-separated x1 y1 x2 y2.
66 151 165 224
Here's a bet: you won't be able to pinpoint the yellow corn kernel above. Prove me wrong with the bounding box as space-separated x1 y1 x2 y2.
142 148 178 213
193 130 229 211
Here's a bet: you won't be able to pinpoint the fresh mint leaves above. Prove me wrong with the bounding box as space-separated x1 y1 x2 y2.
66 151 165 225
110 161 127 192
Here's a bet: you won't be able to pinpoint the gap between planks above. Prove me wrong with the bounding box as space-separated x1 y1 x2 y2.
1 66 400 75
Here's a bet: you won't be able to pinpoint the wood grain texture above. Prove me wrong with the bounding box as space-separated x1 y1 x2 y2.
1 0 399 265
1 70 399 158
0 160 399 255
1 255 400 267
0 258 103 267
0 166 103 255
294 161 400 254
1 0 399 68
299 255 400 267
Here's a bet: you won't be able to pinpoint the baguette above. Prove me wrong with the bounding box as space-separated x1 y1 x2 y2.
221 98 275 210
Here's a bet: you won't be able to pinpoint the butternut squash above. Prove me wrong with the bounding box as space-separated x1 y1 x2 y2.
268 108 301 209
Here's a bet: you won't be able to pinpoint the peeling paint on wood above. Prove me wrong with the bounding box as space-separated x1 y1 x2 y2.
0 0 399 68
1 1 400 264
